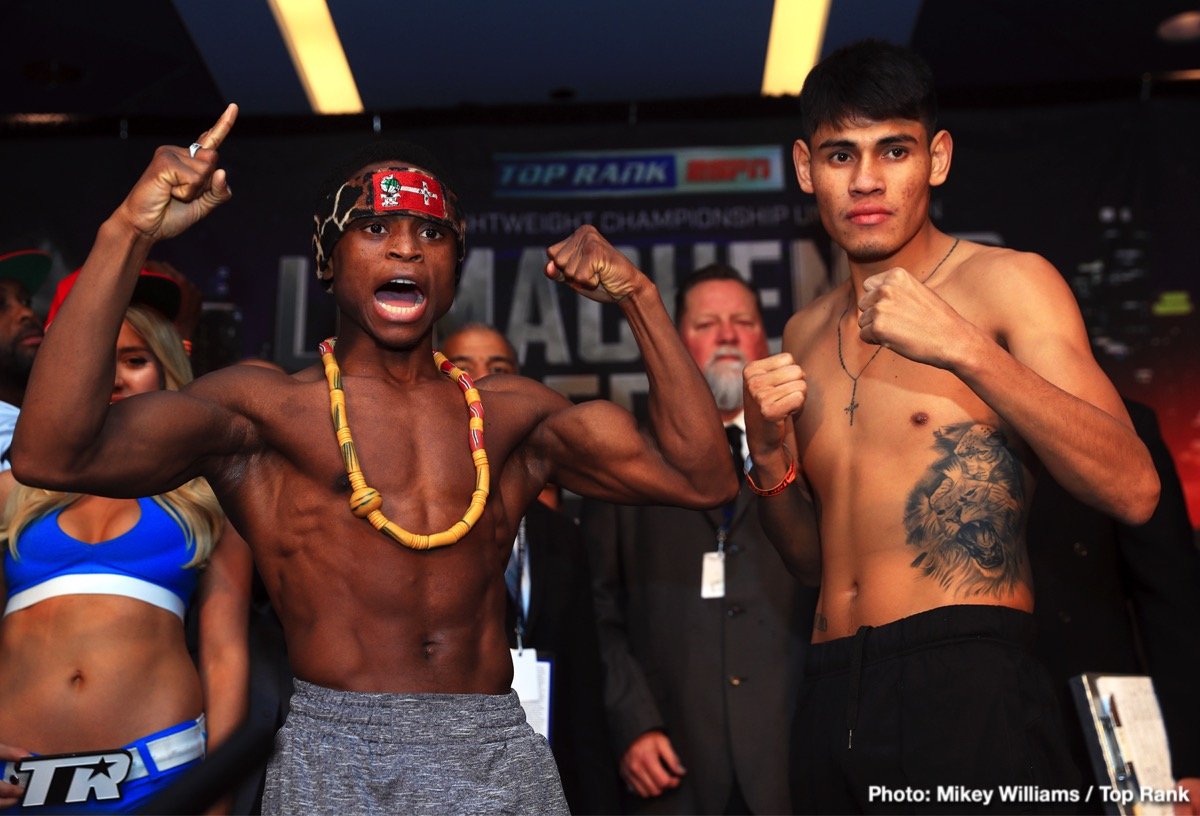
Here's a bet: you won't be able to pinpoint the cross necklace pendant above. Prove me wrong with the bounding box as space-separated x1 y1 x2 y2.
835 313 883 426
835 238 960 426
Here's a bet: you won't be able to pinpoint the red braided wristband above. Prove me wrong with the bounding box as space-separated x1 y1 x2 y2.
745 445 797 497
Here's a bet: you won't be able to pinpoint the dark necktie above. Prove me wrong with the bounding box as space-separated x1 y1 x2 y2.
504 543 521 603
725 424 744 477
505 517 528 616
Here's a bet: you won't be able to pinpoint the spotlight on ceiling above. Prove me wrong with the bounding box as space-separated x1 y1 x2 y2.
4 113 76 126
268 0 363 114
761 0 831 96
1157 10 1200 42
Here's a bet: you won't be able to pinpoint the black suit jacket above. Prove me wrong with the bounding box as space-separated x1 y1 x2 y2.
583 482 815 815
1029 399 1200 786
505 501 621 815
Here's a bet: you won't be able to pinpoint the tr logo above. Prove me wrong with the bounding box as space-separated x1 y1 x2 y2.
16 751 132 807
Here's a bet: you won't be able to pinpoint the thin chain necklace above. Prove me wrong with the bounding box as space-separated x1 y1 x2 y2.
836 238 960 426
318 337 490 550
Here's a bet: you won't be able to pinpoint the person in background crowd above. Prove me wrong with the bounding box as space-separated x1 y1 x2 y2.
0 297 251 813
441 323 561 512
47 260 203 355
0 249 49 507
1029 397 1200 814
583 263 815 815
440 321 622 814
741 39 1158 812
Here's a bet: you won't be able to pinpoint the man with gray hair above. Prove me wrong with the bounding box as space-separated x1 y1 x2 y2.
583 263 816 815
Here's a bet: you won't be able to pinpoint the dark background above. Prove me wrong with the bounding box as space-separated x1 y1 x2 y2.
2 1 1197 527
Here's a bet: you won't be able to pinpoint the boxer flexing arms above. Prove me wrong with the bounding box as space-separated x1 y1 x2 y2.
12 105 735 814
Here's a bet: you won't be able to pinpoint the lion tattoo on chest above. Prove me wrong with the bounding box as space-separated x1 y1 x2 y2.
905 422 1025 597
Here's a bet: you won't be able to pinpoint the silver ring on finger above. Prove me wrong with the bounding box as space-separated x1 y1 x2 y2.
188 142 203 158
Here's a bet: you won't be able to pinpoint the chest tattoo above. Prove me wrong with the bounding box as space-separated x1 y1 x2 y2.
904 422 1024 597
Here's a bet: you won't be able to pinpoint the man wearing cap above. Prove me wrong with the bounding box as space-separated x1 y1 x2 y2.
0 249 49 501
13 108 734 814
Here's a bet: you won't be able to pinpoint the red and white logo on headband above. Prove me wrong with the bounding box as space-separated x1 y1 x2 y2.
370 170 447 219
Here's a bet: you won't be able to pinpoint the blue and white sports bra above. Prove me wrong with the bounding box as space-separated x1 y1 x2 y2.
4 497 199 620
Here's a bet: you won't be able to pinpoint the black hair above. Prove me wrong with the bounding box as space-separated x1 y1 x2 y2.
674 263 762 325
798 39 937 144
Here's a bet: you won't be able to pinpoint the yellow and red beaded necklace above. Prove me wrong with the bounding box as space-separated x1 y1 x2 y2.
318 337 490 550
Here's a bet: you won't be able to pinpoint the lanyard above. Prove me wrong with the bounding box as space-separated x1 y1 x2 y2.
717 423 741 553
716 499 735 554
513 516 528 651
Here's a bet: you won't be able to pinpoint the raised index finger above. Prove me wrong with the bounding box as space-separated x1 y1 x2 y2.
194 103 239 151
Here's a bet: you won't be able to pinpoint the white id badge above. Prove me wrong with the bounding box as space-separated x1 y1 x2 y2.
701 551 725 598
510 648 541 702
522 660 553 740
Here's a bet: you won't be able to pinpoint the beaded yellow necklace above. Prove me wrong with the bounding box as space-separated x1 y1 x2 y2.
318 337 490 550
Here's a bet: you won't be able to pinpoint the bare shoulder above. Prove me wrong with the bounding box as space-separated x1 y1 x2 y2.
183 363 317 442
472 372 572 426
784 282 848 352
186 361 309 404
478 372 633 450
947 241 1079 324
952 242 1068 296
474 371 566 401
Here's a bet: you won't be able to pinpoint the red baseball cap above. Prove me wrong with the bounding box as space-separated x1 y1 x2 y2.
45 267 182 328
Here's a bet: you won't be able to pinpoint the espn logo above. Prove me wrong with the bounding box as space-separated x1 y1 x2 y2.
685 158 773 183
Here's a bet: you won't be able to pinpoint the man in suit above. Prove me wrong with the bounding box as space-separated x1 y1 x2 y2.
582 264 816 814
1028 398 1200 814
440 323 621 815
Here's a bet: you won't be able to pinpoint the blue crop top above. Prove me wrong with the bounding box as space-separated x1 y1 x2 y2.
4 497 199 620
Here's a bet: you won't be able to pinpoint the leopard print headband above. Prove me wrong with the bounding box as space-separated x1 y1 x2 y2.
312 166 465 286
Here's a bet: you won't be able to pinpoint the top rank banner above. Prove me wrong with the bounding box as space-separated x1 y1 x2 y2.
494 146 785 198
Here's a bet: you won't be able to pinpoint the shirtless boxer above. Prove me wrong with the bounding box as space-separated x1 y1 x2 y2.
742 41 1159 813
11 105 735 814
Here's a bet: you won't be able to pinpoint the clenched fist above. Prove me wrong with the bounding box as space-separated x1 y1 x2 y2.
743 352 805 463
544 225 646 303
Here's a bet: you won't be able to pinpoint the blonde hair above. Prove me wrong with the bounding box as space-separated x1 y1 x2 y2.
3 305 224 568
